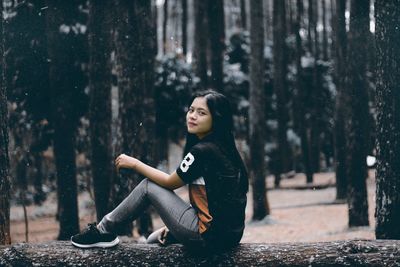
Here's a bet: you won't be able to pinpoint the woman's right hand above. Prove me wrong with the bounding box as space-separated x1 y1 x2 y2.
115 153 138 172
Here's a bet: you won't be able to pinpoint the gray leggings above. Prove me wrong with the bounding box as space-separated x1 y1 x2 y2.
98 179 204 247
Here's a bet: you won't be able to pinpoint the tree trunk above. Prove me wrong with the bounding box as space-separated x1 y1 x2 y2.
88 0 113 222
194 0 208 89
111 1 134 236
273 0 290 187
294 0 313 183
264 0 273 41
0 3 11 245
322 0 329 61
1 240 400 266
162 0 168 55
181 0 188 57
240 0 247 30
309 0 321 176
345 0 370 228
333 0 348 201
249 0 270 220
114 0 156 237
307 0 314 54
286 0 294 36
207 0 225 92
375 0 400 239
46 0 80 240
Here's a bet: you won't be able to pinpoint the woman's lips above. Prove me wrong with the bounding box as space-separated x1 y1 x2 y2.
188 122 197 127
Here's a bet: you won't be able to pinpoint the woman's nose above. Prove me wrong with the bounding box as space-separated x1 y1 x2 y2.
189 112 197 120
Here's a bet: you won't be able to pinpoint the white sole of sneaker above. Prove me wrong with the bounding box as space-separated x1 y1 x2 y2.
71 237 120 248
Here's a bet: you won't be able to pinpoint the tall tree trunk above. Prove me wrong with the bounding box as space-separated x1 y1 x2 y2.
0 3 11 244
322 0 329 61
307 0 314 54
114 0 155 237
88 0 113 222
207 0 225 92
287 0 294 35
264 0 273 41
333 0 348 201
194 0 208 89
273 0 290 187
240 0 247 30
330 0 336 63
294 0 313 183
181 0 188 57
111 2 135 236
346 0 370 228
375 0 400 239
310 0 321 176
163 0 169 55
46 0 80 240
249 0 270 220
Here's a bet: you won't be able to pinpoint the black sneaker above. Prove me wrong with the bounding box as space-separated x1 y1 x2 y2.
71 223 119 248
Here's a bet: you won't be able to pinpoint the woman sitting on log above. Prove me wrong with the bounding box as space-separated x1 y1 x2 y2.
71 90 248 251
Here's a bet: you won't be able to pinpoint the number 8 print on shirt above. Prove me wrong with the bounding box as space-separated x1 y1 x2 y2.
180 153 195 173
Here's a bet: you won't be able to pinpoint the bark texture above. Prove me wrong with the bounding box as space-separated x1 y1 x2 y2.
249 0 270 220
46 0 80 240
333 0 348 201
0 1 11 245
273 0 290 187
113 0 156 237
294 0 313 184
375 0 400 239
88 0 113 221
345 0 370 228
0 240 399 266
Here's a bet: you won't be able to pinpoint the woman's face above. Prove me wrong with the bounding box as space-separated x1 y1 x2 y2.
186 97 213 139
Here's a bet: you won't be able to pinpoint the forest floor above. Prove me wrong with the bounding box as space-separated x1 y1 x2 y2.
10 170 376 244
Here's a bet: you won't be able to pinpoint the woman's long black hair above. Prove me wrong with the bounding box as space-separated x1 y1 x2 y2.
183 90 249 193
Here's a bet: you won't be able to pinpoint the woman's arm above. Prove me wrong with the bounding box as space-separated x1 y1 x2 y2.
115 154 185 190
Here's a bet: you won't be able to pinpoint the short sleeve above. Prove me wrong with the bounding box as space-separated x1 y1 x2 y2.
176 146 204 184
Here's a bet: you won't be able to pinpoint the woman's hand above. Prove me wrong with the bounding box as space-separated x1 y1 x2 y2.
158 226 169 245
115 153 138 172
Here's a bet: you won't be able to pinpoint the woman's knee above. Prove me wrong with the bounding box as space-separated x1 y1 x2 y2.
136 178 165 197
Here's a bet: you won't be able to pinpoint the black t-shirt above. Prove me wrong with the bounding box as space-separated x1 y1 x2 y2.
176 139 247 249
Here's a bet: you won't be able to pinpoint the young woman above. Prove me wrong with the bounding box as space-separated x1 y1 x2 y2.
71 90 248 251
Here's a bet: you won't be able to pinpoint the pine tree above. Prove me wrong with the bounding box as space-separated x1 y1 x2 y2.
375 0 400 239
346 0 370 227
273 0 290 187
333 0 348 201
88 0 113 221
46 0 81 240
113 0 156 237
249 0 270 220
207 0 225 92
194 0 208 89
0 2 11 245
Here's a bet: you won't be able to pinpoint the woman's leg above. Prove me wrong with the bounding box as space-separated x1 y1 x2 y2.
98 179 204 247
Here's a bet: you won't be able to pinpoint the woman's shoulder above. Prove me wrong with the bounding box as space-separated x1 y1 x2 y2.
192 140 219 153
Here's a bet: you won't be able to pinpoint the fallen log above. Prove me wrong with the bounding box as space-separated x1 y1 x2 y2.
0 239 399 266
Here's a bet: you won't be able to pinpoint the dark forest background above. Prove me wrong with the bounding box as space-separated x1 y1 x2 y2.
1 0 399 244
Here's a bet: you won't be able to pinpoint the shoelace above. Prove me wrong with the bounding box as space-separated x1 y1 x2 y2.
81 223 98 235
